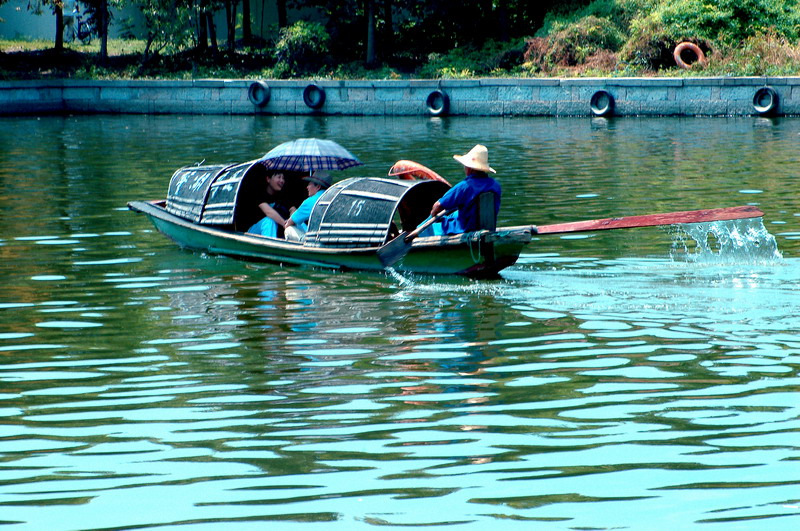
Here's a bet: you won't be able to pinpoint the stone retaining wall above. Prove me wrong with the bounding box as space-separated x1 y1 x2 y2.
2 77 799 116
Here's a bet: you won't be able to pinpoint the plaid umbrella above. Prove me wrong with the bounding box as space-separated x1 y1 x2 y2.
258 138 363 172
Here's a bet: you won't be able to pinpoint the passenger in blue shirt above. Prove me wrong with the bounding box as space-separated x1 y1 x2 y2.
426 144 501 236
284 170 332 241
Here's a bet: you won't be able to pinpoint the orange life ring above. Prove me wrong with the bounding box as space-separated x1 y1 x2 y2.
674 42 706 69
388 160 451 186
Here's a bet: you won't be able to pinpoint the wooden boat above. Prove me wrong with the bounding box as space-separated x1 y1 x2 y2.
128 154 765 278
128 159 532 278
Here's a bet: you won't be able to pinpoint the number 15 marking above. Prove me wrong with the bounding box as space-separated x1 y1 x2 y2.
348 199 366 217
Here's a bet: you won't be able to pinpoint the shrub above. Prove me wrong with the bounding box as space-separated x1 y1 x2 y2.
330 61 402 80
274 21 330 78
537 0 646 38
524 15 623 73
549 16 624 66
706 31 800 76
620 15 692 71
621 0 800 70
416 39 527 79
657 0 800 45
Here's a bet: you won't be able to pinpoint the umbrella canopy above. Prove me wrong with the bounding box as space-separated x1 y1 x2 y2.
258 138 363 172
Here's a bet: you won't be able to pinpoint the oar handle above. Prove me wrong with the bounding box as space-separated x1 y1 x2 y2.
506 206 763 236
404 210 448 242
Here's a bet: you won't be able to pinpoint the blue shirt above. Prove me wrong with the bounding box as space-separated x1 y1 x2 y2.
289 190 324 231
437 174 501 234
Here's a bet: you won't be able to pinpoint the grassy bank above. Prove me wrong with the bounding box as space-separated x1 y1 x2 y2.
0 39 270 81
0 37 527 81
4 35 800 82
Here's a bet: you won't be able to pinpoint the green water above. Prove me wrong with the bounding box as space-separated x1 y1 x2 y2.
0 114 797 530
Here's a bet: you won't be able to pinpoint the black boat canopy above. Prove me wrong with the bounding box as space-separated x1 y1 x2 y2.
166 160 264 226
305 177 449 248
165 162 449 247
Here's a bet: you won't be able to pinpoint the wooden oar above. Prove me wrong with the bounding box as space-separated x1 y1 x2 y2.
378 205 763 269
378 211 448 267
503 205 764 235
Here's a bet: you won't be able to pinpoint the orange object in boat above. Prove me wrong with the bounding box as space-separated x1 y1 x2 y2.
388 160 451 186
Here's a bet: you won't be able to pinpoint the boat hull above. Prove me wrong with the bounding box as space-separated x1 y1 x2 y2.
129 200 530 277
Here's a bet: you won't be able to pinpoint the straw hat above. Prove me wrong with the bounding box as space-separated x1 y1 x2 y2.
453 144 496 174
303 170 332 189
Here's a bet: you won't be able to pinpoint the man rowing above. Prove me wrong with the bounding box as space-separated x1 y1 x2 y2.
424 144 502 236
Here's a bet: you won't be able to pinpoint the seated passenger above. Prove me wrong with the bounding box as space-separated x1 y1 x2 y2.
246 171 289 237
284 171 332 241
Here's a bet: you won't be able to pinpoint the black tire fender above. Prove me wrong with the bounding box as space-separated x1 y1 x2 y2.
590 90 615 117
303 84 326 109
753 86 779 116
426 90 450 116
247 81 270 107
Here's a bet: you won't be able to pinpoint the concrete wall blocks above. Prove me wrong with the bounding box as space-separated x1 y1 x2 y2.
609 78 683 87
99 86 137 100
2 77 800 116
719 86 756 100
497 85 534 101
374 89 407 102
640 101 682 116
625 88 671 102
1 87 42 101
454 87 495 102
539 86 569 102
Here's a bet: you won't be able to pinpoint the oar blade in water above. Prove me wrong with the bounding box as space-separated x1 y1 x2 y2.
377 211 447 267
377 232 413 267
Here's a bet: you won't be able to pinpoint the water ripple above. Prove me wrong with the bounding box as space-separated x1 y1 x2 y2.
1 115 799 530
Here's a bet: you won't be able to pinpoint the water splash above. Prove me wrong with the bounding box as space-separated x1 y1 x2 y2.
669 218 782 264
385 267 512 303
385 266 415 287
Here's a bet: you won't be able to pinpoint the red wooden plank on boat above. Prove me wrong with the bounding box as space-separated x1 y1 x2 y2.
525 205 764 235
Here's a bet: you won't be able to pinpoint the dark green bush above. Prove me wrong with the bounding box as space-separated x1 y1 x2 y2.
274 21 330 78
545 15 624 66
655 0 800 45
537 0 643 38
416 39 528 79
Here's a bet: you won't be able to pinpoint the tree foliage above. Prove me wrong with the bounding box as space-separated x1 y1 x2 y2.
131 0 195 60
281 0 586 64
14 0 588 67
10 0 800 78
274 20 329 77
